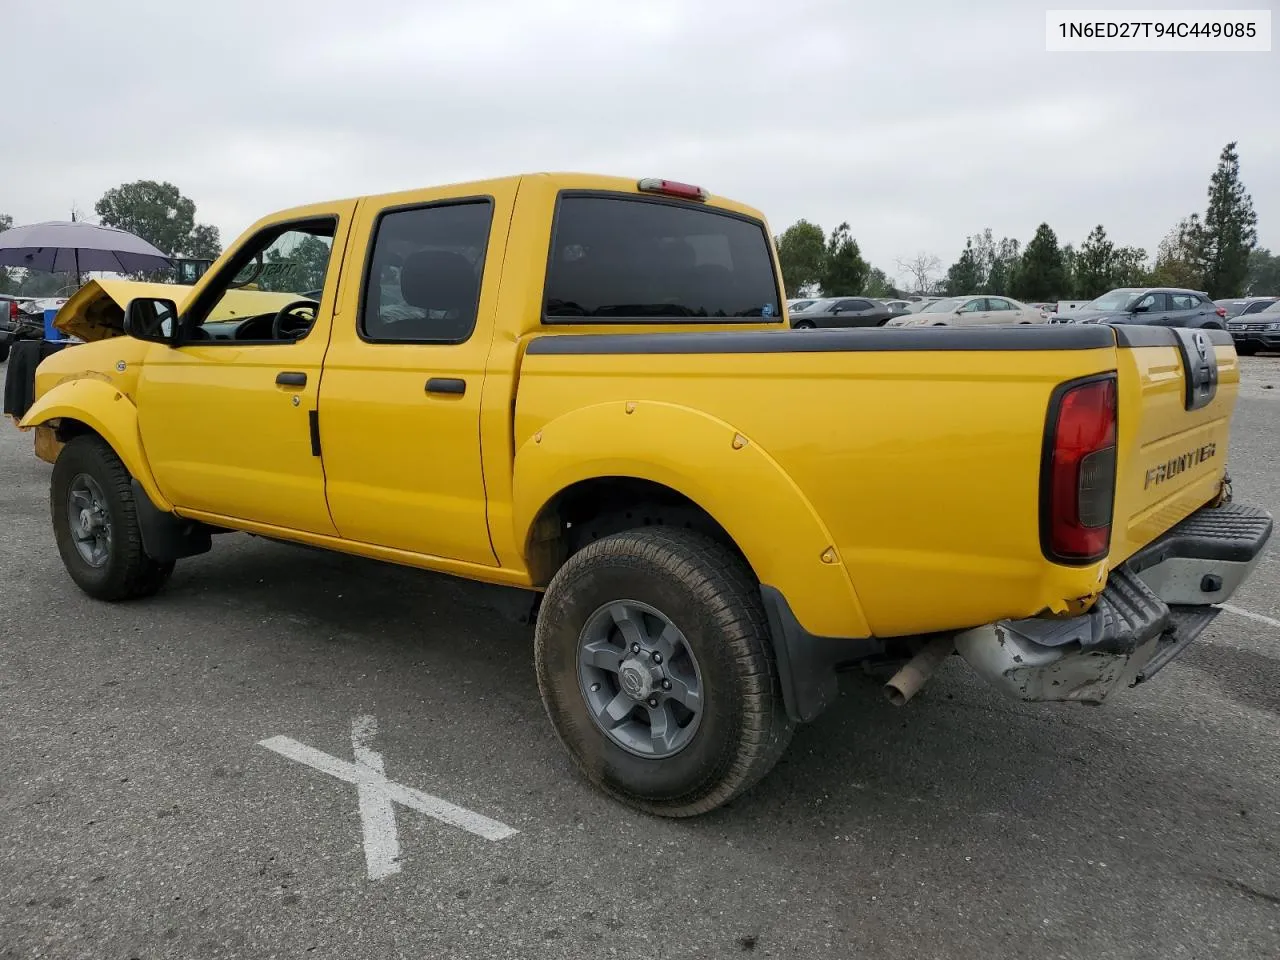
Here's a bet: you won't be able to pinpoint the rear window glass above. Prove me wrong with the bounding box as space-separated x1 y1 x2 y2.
544 195 781 322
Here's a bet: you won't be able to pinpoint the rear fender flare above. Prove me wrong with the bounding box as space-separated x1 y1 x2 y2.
512 400 870 639
19 376 172 512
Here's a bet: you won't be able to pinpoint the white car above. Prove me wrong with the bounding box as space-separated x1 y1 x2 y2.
888 295 1046 326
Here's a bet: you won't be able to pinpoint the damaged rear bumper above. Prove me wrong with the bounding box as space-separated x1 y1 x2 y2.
956 502 1273 704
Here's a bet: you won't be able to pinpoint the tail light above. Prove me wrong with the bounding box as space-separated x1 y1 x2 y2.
1040 373 1118 564
637 178 708 202
1215 306 1227 318
7 300 17 321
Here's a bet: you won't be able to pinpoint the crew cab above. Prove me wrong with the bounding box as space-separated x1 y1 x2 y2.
10 173 1272 817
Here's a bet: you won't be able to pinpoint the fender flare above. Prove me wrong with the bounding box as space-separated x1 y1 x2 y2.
19 376 173 513
511 400 870 640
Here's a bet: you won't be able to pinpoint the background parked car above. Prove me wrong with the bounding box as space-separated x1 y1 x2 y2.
787 297 821 314
790 297 895 328
906 297 945 313
1216 295 1278 319
1061 287 1226 328
0 294 43 362
888 295 1045 326
881 299 913 314
1227 299 1280 355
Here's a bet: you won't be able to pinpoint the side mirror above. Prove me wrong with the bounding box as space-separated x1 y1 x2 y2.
1131 303 1149 313
122 297 179 345
830 307 842 315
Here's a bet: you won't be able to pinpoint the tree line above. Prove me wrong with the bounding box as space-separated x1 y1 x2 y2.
775 141 1272 303
0 180 222 296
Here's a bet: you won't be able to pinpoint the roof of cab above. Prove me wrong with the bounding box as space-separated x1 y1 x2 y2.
257 172 766 229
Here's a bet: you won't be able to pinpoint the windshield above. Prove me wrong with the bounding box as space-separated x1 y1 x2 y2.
1085 289 1142 312
1259 300 1280 315
921 297 962 313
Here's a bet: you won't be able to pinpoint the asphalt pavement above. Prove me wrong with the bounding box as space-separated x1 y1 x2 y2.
2 357 1278 960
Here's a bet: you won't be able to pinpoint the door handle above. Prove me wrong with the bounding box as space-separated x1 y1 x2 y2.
276 371 307 386
426 377 466 395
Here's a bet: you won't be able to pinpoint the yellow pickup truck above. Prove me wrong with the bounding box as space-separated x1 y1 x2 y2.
10 173 1272 817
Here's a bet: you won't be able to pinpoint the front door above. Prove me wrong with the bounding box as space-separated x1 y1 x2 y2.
318 186 516 566
136 203 356 534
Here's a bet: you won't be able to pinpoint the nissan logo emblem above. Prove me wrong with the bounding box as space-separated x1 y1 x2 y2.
1193 330 1209 360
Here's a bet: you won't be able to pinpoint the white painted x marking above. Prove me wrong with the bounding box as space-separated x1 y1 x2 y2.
259 715 518 880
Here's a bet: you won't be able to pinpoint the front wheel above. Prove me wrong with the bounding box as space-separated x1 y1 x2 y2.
1236 344 1258 356
51 434 175 601
0 342 9 363
534 527 794 817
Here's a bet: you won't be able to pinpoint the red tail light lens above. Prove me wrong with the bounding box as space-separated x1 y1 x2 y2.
1041 374 1118 564
7 300 17 321
1215 306 1227 318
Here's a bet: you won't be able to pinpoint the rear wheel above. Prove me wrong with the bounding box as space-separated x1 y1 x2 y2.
50 435 174 601
792 320 816 329
534 527 794 817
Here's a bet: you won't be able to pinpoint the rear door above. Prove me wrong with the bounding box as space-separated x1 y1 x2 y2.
316 183 518 566
956 297 993 325
1170 292 1205 326
1133 291 1172 324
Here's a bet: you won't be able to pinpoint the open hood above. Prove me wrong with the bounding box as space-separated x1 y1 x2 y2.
54 279 308 342
54 280 196 342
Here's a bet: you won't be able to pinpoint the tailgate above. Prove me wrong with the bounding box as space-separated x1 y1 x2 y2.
1109 326 1237 566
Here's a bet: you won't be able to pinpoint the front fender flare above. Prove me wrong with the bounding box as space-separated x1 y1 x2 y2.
19 377 172 512
512 400 870 639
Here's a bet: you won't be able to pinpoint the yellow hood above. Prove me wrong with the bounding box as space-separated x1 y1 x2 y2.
55 280 195 342
55 279 305 342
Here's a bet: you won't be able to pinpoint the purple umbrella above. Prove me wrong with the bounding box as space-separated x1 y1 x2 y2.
0 220 172 282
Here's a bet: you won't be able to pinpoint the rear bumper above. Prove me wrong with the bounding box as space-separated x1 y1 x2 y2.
956 501 1272 704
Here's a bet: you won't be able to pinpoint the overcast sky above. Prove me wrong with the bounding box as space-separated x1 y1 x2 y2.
3 0 1276 281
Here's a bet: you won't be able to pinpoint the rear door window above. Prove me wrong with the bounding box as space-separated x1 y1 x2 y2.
1169 293 1197 311
544 195 781 323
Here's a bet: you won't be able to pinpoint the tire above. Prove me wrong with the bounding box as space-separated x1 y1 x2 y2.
534 527 795 817
0 342 9 363
50 434 175 601
1236 344 1258 356
792 320 816 329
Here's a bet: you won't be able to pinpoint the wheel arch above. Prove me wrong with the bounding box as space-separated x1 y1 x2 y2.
511 400 870 639
19 377 172 512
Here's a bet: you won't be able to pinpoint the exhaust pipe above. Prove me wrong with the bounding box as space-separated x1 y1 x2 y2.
883 635 954 706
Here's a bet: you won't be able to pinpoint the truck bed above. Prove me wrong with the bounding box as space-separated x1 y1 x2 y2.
514 323 1238 640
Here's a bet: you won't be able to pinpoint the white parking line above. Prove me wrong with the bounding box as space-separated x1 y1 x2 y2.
259 715 518 880
350 715 402 880
1219 603 1280 630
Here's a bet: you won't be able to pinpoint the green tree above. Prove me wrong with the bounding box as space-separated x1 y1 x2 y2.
1075 225 1116 299
1199 141 1258 299
1013 224 1066 301
944 239 983 295
1245 248 1280 295
1060 243 1078 299
986 237 1021 295
821 221 868 295
864 266 895 298
1150 216 1206 288
774 220 826 296
1113 246 1149 287
94 180 222 260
